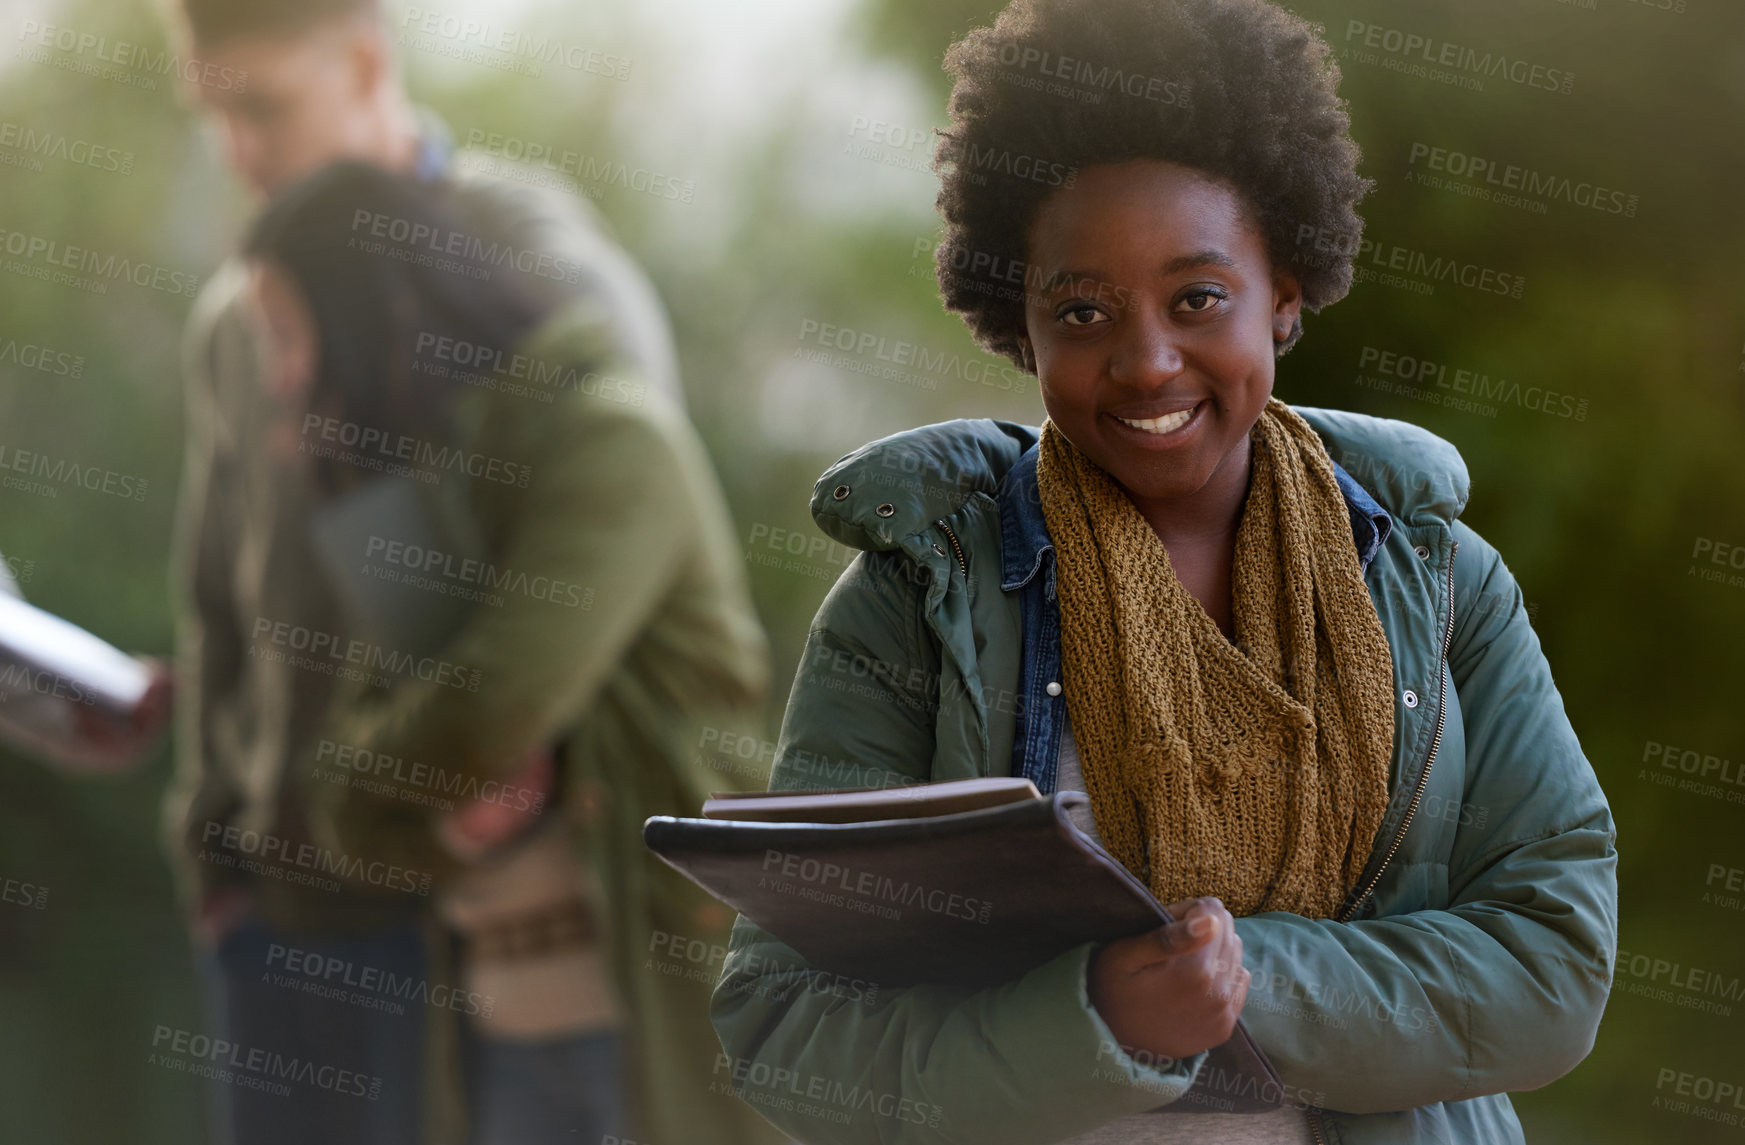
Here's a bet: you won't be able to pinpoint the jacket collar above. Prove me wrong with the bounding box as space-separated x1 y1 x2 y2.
997 444 1393 592
413 106 455 182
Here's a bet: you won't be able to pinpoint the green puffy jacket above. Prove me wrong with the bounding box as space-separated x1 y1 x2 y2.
710 406 1618 1145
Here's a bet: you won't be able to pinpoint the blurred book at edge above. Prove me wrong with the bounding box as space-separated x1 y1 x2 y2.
0 580 171 773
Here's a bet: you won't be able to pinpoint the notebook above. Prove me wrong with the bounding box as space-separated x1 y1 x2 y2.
644 780 1287 1113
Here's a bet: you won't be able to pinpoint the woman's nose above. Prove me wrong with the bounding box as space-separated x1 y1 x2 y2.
1107 309 1185 389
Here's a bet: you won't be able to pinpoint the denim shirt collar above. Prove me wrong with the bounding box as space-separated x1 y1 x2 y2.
997 442 1393 591
412 106 455 182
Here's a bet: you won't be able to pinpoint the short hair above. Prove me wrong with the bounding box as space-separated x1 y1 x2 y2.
934 0 1373 365
170 0 378 47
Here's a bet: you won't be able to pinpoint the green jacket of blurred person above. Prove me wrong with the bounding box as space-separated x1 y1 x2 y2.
164 142 784 1145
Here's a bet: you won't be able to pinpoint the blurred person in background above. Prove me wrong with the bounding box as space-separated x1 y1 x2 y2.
159 2 779 1143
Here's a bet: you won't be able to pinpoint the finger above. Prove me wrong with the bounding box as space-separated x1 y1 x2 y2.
1161 898 1200 923
1210 902 1241 978
1150 911 1218 961
1228 966 1252 1013
1090 930 1159 979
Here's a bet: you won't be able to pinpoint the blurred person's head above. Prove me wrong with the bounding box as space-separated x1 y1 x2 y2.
168 0 419 199
935 0 1372 507
240 161 550 491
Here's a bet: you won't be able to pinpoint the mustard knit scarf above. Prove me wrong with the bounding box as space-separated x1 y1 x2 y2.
1037 399 1393 919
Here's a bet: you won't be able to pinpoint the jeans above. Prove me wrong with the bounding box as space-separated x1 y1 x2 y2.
199 912 632 1145
199 915 428 1145
459 1022 632 1145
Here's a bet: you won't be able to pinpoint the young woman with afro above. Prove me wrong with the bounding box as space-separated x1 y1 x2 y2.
711 2 1617 1142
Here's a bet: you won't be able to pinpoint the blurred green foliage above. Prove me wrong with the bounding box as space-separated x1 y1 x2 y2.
0 0 1741 1141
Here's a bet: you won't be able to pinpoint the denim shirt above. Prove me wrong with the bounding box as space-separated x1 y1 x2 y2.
413 106 455 181
999 444 1393 792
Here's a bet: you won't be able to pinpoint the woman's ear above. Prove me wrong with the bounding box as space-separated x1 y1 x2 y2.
1272 269 1304 344
1017 333 1037 375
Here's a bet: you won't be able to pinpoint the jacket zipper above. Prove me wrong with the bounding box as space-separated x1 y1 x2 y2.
1307 540 1459 1145
935 519 969 580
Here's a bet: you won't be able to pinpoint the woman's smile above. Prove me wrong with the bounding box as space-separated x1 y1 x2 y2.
1107 398 1207 445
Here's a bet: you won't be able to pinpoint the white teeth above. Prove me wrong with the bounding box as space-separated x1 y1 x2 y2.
1116 406 1196 434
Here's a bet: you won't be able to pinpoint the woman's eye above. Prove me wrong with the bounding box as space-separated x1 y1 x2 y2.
1058 305 1106 327
1177 288 1227 313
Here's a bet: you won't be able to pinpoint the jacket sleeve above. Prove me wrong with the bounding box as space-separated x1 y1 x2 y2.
710 552 1205 1145
163 274 254 913
1232 521 1618 1113
311 384 710 876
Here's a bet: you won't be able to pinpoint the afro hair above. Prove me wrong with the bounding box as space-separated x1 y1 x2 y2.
934 0 1373 365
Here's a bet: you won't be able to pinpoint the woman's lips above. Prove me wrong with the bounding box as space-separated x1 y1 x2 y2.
1107 399 1206 443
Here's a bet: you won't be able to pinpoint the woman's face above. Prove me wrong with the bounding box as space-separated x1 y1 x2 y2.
243 259 318 460
1019 159 1302 507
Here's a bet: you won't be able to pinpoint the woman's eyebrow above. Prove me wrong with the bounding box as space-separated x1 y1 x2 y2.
1161 249 1238 275
1038 249 1239 293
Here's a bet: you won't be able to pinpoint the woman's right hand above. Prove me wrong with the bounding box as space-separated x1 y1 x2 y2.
1088 896 1250 1063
